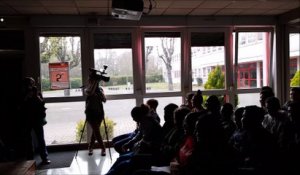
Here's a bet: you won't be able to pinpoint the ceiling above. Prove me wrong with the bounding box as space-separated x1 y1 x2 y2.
0 0 299 17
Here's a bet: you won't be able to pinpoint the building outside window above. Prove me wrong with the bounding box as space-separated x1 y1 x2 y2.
289 33 300 87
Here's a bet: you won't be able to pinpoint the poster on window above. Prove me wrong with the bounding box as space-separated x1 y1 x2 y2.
49 62 70 90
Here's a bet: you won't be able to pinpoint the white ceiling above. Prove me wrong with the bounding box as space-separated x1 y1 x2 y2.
0 0 299 16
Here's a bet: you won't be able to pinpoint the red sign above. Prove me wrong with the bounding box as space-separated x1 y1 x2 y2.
49 62 70 90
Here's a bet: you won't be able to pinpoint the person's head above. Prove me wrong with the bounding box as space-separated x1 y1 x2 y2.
205 95 221 113
146 99 159 111
131 104 150 122
174 107 191 128
261 86 274 93
24 77 35 88
195 113 217 144
192 90 203 109
164 103 178 123
288 102 300 124
265 97 281 116
221 103 234 120
290 87 300 102
234 107 245 129
183 112 199 135
260 87 274 108
185 92 195 109
242 105 265 130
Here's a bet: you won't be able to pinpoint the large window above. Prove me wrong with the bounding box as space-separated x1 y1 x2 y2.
289 33 300 87
144 32 181 93
191 32 226 91
44 102 85 145
233 30 273 107
39 36 82 97
94 33 133 95
235 32 270 89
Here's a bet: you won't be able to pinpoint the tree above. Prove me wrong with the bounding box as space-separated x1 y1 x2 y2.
291 70 300 87
157 38 175 91
204 66 225 89
40 37 81 69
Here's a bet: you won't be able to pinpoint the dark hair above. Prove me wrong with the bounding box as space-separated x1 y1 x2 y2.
146 99 159 110
186 92 195 101
193 90 203 105
206 95 221 111
164 103 178 112
261 86 274 94
265 96 280 111
174 107 191 128
244 105 265 124
131 104 149 122
184 112 199 134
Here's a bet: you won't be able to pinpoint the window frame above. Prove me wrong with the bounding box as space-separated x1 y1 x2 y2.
141 28 186 101
233 27 275 106
37 28 86 103
187 27 232 102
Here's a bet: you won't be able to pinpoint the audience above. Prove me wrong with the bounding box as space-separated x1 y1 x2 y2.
146 99 161 123
4 85 300 175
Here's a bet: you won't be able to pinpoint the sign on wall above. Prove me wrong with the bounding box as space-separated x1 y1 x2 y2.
49 62 70 90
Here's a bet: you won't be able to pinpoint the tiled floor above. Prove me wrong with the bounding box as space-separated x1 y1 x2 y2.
36 149 118 175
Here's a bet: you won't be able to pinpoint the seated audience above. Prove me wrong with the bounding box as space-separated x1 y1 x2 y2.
161 103 178 138
181 92 194 110
220 103 236 141
231 105 279 175
191 90 205 113
146 99 161 123
158 107 191 166
106 104 162 175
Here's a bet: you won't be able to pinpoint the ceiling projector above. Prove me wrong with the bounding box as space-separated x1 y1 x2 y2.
111 0 144 21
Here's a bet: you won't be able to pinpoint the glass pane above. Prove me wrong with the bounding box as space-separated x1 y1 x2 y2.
94 49 133 95
237 93 260 108
39 36 82 97
191 46 225 91
144 35 181 93
44 102 85 145
289 33 300 87
144 97 182 124
44 99 137 145
104 99 136 137
235 32 269 89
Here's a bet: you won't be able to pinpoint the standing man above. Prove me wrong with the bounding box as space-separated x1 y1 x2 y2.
22 77 50 164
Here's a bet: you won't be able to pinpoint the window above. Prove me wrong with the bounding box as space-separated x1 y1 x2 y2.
289 33 300 87
235 32 270 89
39 36 82 97
44 101 85 145
144 32 181 93
237 93 260 107
191 32 226 91
93 33 133 94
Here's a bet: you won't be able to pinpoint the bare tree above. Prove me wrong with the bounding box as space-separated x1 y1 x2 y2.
145 46 153 71
157 38 175 91
69 37 81 69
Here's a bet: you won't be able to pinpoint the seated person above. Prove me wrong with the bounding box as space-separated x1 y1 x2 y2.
106 104 163 175
112 124 139 155
161 103 178 138
146 99 160 123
